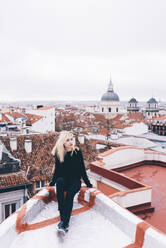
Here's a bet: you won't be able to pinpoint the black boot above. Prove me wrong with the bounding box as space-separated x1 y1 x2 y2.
57 220 63 228
57 224 68 234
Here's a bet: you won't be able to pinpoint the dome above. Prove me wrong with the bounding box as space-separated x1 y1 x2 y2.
101 91 120 101
129 98 137 103
147 97 157 104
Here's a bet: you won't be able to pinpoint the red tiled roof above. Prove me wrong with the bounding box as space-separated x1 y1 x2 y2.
77 122 86 127
126 113 144 121
153 116 166 121
25 114 43 125
0 114 11 123
5 112 25 118
112 123 131 129
1 133 98 182
0 171 29 188
112 114 123 121
98 129 108 135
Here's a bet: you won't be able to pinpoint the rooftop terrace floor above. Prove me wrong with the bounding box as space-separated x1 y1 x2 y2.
122 164 166 234
8 200 132 248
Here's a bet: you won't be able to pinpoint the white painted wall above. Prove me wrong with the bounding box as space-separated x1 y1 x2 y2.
100 101 121 114
88 170 152 208
112 188 152 208
0 189 26 223
101 147 166 171
5 114 14 123
10 137 17 151
24 139 32 153
78 134 85 144
103 148 145 170
26 107 55 133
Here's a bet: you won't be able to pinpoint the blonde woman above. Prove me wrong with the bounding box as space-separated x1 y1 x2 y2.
49 131 93 234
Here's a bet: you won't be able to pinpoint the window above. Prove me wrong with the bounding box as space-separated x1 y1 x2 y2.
41 180 45 187
102 107 104 112
116 108 118 112
36 181 40 188
108 108 111 112
36 180 45 190
3 201 19 220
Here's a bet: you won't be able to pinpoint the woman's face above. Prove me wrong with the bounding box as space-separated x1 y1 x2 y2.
64 136 74 151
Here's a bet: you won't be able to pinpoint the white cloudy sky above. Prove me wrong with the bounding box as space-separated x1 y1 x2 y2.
0 0 166 102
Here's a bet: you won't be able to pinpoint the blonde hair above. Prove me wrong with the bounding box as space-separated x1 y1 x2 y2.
51 131 79 162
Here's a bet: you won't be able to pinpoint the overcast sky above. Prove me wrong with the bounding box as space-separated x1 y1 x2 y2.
0 0 166 102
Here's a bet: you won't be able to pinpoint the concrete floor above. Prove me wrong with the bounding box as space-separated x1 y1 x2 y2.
8 201 132 248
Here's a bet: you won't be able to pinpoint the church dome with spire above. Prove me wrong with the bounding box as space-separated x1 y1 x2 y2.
100 76 121 115
101 79 120 102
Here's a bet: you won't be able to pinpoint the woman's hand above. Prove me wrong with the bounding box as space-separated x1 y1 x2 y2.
86 183 93 188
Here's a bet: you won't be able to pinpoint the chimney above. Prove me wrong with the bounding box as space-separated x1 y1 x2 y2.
78 134 85 144
73 135 76 146
10 137 17 151
25 139 32 153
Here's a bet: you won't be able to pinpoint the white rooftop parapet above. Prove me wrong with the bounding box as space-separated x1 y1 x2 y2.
111 187 152 208
103 147 145 170
98 146 166 171
0 187 166 248
94 193 166 248
143 227 166 248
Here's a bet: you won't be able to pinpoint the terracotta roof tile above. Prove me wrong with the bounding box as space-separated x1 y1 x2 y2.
1 133 98 182
0 171 29 188
0 114 11 123
153 116 166 121
25 114 43 125
126 113 144 121
5 112 25 118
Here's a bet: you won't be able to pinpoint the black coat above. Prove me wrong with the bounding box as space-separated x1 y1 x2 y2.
49 149 92 187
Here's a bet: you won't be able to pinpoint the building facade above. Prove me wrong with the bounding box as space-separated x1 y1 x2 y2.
100 78 120 116
0 141 31 223
127 98 140 113
26 106 55 133
145 97 159 118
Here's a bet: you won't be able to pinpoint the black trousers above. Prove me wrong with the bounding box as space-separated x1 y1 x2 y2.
56 177 81 226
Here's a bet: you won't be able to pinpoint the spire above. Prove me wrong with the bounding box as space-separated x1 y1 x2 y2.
108 73 113 92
